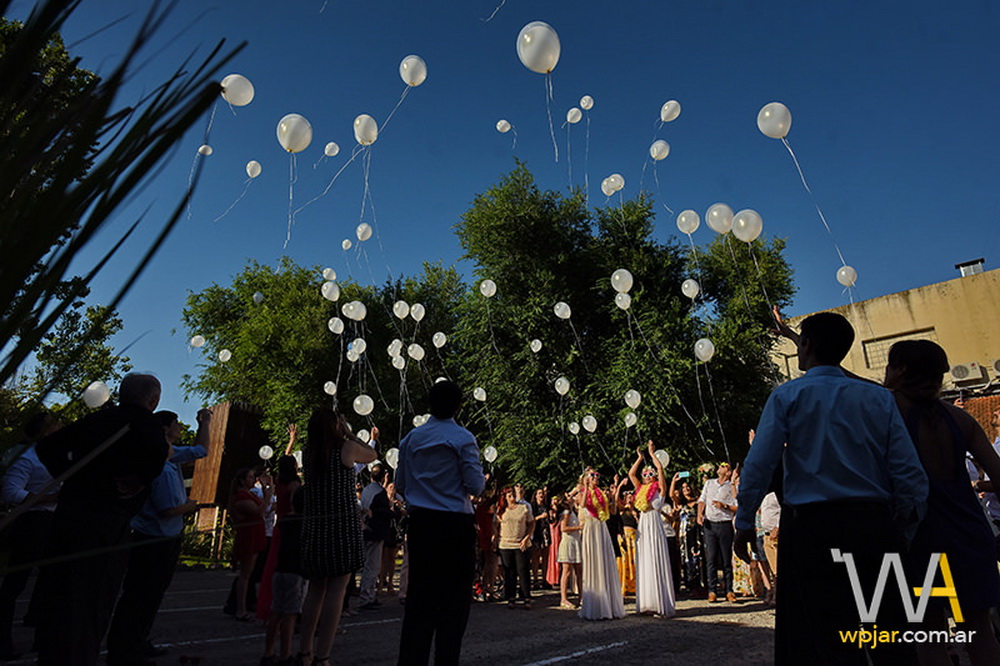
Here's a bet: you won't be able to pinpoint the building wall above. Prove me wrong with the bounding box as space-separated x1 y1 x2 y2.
773 267 1000 393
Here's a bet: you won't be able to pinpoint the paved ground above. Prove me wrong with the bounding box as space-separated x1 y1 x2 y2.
6 569 777 665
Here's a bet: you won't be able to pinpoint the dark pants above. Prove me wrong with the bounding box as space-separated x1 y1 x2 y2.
498 548 530 601
106 532 182 663
775 501 915 666
36 502 132 666
667 535 682 595
0 511 53 648
704 520 734 594
398 509 475 666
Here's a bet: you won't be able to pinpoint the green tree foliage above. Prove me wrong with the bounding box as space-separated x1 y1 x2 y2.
181 166 794 490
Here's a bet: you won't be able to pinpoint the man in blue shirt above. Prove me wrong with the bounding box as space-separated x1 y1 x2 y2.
734 312 927 665
106 408 211 666
396 381 485 666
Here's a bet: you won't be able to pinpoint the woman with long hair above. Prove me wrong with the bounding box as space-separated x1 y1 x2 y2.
545 494 562 589
529 488 551 590
885 340 1000 665
578 467 625 620
257 455 303 622
556 491 582 609
628 441 675 617
670 473 704 596
617 489 637 596
229 468 273 621
297 408 377 666
496 486 534 608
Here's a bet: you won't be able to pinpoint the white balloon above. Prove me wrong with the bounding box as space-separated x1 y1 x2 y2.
624 412 637 428
837 265 858 287
695 338 716 362
399 54 427 87
82 381 111 409
649 139 670 161
219 349 232 363
496 119 511 134
566 107 582 124
322 267 337 281
681 279 700 300
654 449 670 468
624 389 641 410
323 381 337 396
392 356 406 370
706 203 734 234
220 74 254 106
246 160 262 178
356 222 373 242
516 21 561 74
732 209 763 243
190 335 205 348
328 317 344 334
292 450 303 467
354 114 378 146
473 387 487 402
432 332 447 348
252 291 264 304
353 394 374 416
324 142 340 157
600 178 615 197
568 422 580 435
553 302 571 320
385 447 400 469
357 429 371 444
198 144 213 156
530 339 542 353
580 95 594 111
346 348 360 363
352 301 367 321
757 102 792 139
582 415 597 433
611 268 633 293
407 344 425 361
410 303 425 322
660 100 681 123
412 414 426 427
615 293 631 311
480 279 497 298
393 301 410 319
342 239 352 251
554 377 570 395
258 445 274 460
608 173 625 192
351 338 367 355
676 209 700 235
483 445 498 463
276 113 313 153
388 339 403 357
321 281 340 302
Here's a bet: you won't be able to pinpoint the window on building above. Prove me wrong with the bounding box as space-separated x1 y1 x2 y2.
862 328 939 370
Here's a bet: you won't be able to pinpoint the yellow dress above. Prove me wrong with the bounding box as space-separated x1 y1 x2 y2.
618 514 637 595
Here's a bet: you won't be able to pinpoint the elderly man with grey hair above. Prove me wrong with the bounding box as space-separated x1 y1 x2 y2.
35 373 170 666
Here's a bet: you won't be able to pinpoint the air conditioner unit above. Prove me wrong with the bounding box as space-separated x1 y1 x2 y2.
991 359 1000 374
950 362 988 386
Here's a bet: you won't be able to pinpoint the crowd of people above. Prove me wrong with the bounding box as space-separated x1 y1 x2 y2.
2 311 1000 665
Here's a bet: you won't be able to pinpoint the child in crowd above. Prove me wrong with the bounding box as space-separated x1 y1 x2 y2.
261 487 307 666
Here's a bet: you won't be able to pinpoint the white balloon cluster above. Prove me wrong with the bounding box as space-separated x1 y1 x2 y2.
341 300 367 321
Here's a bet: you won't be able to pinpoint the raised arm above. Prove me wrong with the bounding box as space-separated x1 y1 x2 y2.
648 440 666 495
628 447 644 491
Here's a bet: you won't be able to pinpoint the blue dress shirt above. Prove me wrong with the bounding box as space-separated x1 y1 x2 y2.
1 445 58 511
131 444 207 537
735 366 928 535
396 416 485 514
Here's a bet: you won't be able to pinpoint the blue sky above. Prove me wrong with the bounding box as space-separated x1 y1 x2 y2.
8 0 1000 425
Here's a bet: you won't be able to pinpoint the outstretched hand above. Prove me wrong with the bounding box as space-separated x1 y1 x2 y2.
771 305 799 343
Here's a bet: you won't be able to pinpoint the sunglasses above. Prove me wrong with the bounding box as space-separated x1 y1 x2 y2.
588 472 600 478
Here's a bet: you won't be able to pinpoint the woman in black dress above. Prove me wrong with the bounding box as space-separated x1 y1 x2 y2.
298 408 377 666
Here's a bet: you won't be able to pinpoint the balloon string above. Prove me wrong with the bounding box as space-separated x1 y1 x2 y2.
334 335 345 406
566 125 572 187
780 137 847 267
584 114 590 208
284 154 298 250
567 319 590 375
481 0 506 22
380 85 411 137
693 358 708 427
701 361 731 462
185 153 200 220
204 100 218 139
294 145 364 216
544 75 558 163
485 300 502 356
212 178 253 222
360 148 395 284
591 432 614 468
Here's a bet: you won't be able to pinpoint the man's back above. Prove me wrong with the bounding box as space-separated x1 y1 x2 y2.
397 416 484 514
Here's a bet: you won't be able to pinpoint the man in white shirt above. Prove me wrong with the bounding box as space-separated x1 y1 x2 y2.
697 462 737 603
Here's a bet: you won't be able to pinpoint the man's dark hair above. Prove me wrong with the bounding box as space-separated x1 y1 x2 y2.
799 312 855 364
371 463 386 484
23 411 54 440
428 381 462 420
154 410 178 428
118 373 160 407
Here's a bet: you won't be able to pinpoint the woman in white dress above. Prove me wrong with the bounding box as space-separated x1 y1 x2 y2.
578 468 625 620
628 440 676 617
556 493 582 609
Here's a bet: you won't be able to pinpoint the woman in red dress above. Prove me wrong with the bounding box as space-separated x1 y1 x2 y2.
230 468 273 621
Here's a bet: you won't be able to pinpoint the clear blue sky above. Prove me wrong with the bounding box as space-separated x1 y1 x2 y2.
8 0 1000 426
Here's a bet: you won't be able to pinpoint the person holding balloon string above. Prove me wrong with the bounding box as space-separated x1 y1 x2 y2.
628 441 676 617
577 467 626 620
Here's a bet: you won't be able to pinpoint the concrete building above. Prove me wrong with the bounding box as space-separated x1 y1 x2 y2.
773 260 1000 401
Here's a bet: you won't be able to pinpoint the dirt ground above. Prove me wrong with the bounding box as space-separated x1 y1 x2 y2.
5 568 777 665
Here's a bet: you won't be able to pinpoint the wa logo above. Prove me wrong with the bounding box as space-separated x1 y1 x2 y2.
831 549 962 623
